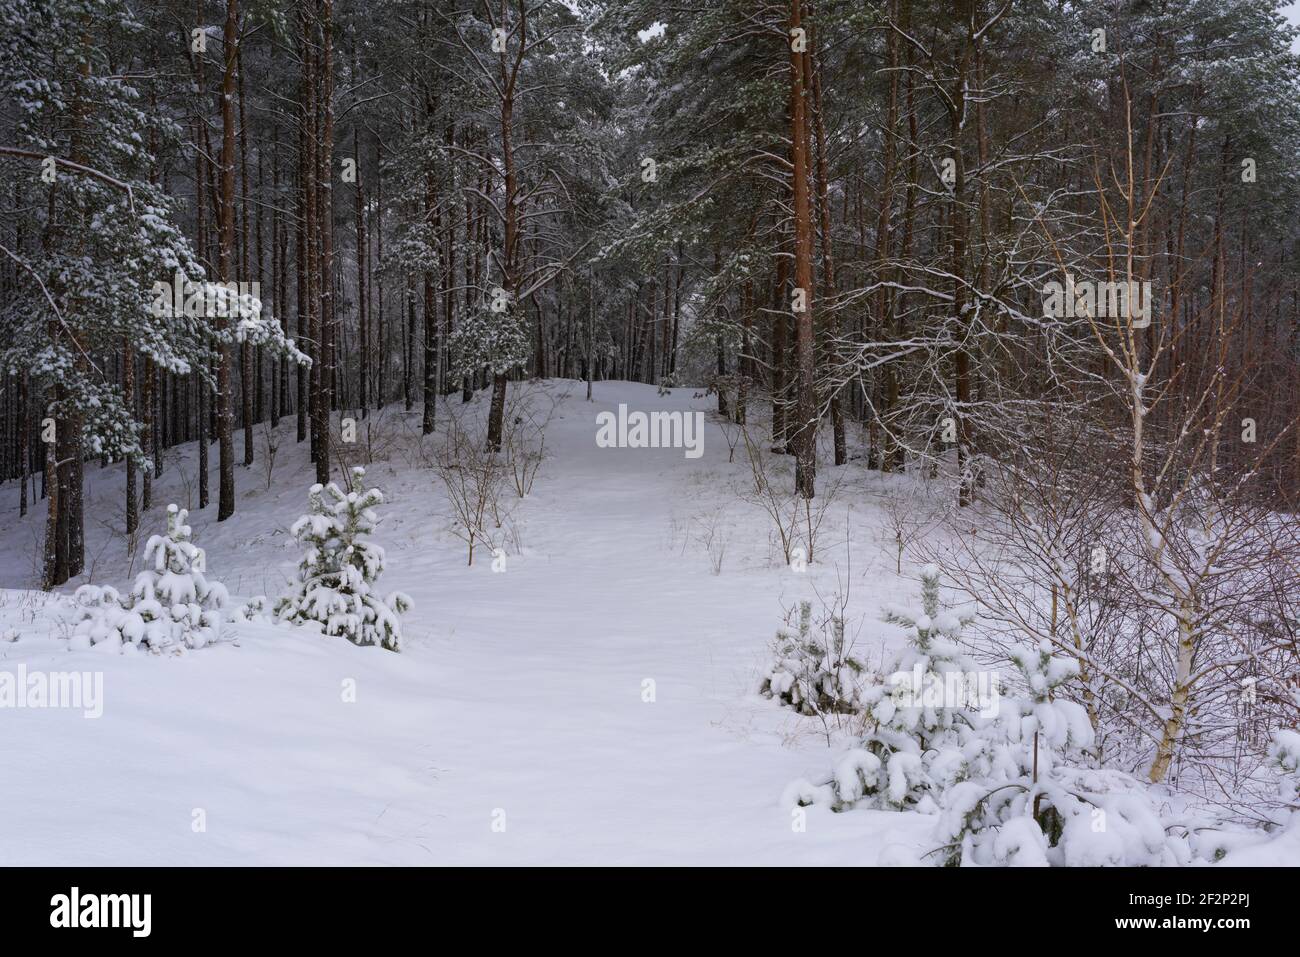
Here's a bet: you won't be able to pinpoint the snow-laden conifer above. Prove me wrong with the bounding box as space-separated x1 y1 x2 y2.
782 567 1184 865
782 566 985 812
760 600 866 716
275 467 411 651
72 505 228 653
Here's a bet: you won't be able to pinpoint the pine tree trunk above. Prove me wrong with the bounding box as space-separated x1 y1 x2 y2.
807 28 844 467
67 415 84 576
354 125 368 419
41 379 60 589
771 252 789 451
870 22 899 463
487 374 508 452
124 341 137 536
404 275 414 411
239 45 254 467
422 115 437 435
789 0 817 499
54 388 72 583
142 359 153 509
296 49 311 446
271 131 283 427
315 0 334 486
442 119 456 399
586 268 595 401
948 2 973 506
487 2 524 452
216 0 240 521
18 372 28 518
376 137 386 410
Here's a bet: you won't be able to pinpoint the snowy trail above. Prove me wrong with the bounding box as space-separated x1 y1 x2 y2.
0 381 932 865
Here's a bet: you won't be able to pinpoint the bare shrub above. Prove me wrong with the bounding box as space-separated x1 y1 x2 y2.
737 419 842 567
433 408 509 566
878 480 944 575
738 422 800 565
261 423 280 491
503 384 561 498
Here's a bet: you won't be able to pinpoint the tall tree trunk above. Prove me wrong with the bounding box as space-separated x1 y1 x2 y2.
587 268 595 400
789 0 817 498
877 3 901 471
123 342 136 536
771 250 789 450
314 0 335 486
194 106 210 508
376 135 386 410
404 273 414 411
949 3 973 506
807 20 844 466
354 125 368 418
443 119 456 399
296 45 311 445
422 182 437 434
41 382 59 588
255 122 266 427
18 372 28 518
239 44 254 467
487 0 526 454
271 130 283 427
142 358 154 509
216 0 240 521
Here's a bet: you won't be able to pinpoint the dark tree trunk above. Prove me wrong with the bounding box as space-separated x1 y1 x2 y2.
789 0 817 499
216 0 240 521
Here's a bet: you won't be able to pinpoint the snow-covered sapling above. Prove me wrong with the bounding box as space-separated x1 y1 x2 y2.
72 505 229 653
275 467 412 651
760 600 866 716
794 566 986 812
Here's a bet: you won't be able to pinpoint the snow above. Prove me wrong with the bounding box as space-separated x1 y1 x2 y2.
0 380 936 865
2 379 1293 866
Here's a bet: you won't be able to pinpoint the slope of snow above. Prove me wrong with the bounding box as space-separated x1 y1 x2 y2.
0 380 937 865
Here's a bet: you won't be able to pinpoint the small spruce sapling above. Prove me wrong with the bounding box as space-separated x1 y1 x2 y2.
73 505 228 653
275 467 412 651
784 565 984 812
930 642 1095 865
760 600 866 716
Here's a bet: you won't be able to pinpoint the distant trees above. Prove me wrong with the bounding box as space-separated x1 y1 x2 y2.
0 0 1296 601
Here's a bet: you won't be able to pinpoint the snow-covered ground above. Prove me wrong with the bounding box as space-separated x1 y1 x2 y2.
0 380 944 865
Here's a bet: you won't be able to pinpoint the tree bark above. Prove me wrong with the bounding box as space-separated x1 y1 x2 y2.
216 0 240 521
789 0 817 498
314 0 335 486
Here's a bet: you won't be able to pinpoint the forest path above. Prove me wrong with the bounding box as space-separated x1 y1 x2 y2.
370 381 924 863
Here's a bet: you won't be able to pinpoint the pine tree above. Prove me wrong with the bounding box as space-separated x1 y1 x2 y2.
72 504 229 653
275 466 411 651
760 600 866 716
783 565 985 812
0 0 307 585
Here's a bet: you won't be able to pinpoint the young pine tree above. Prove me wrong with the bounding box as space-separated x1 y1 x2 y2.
785 565 986 812
73 505 228 653
275 467 411 651
760 600 866 717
